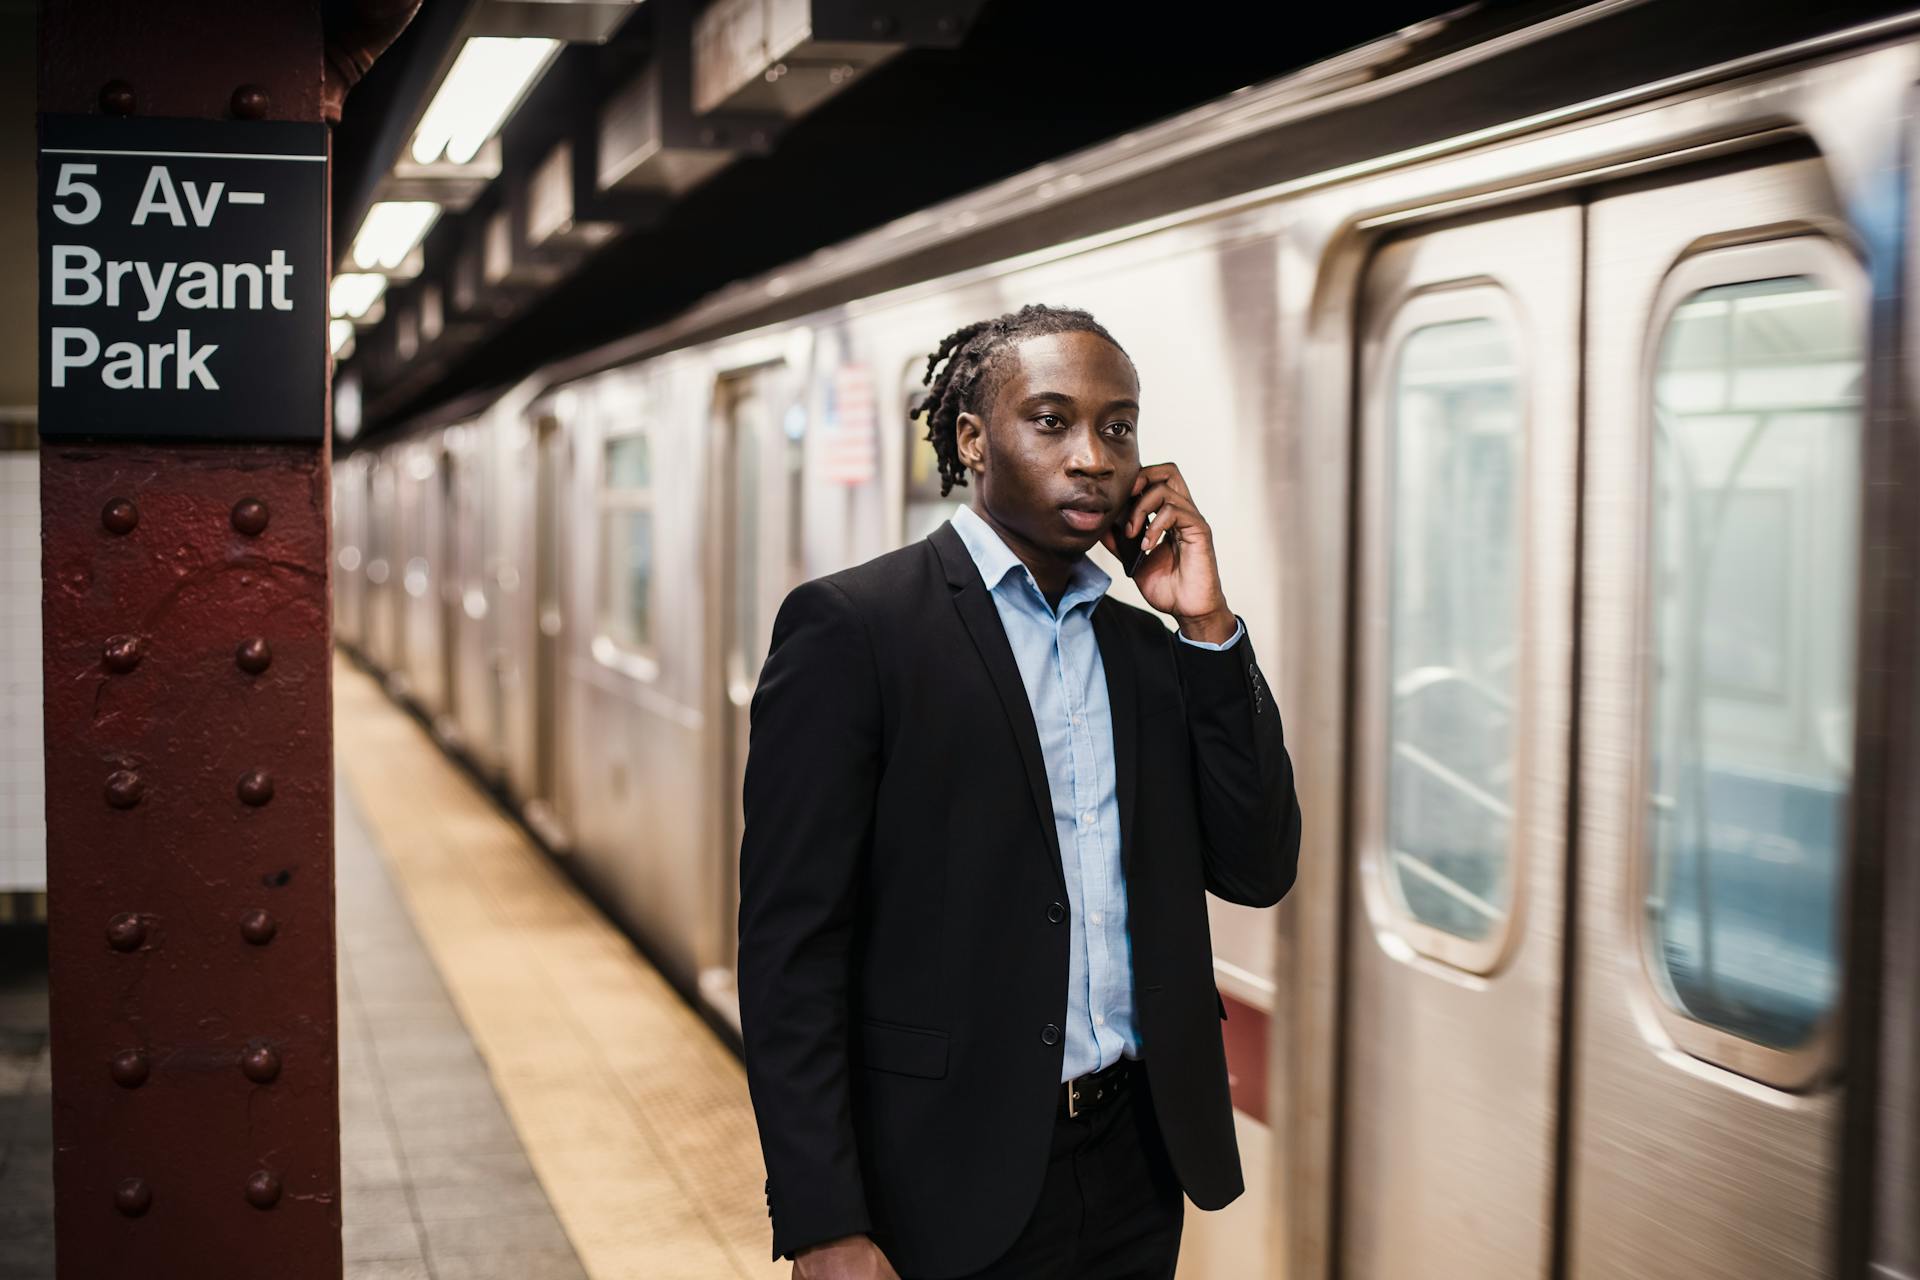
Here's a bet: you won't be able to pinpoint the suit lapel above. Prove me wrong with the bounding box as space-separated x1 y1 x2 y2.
1090 601 1139 877
930 521 1066 893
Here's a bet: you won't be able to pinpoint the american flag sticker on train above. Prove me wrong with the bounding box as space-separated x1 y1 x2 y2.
823 361 878 485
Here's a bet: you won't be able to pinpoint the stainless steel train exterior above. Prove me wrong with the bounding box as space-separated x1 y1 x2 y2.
332 5 1920 1277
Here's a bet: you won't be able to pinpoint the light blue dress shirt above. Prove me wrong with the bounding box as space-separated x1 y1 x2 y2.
948 504 1243 1082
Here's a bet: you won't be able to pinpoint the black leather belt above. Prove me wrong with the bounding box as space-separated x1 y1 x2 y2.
1062 1057 1134 1119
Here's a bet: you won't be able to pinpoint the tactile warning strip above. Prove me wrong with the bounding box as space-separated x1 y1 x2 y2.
333 655 784 1280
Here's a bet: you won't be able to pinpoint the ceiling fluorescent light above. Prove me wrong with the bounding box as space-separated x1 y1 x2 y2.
411 37 562 167
330 319 357 359
350 201 441 272
329 273 389 320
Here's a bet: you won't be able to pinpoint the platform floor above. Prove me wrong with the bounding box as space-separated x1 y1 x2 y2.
333 656 782 1280
0 660 784 1278
336 778 586 1279
0 941 51 1278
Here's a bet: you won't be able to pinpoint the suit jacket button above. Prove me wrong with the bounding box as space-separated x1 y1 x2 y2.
1047 902 1066 924
1041 1024 1061 1045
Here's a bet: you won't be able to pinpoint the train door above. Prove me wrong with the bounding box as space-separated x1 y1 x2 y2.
708 366 801 1027
396 450 428 695
530 412 569 844
1569 155 1862 1280
438 441 460 730
1344 203 1580 1279
366 457 397 669
902 360 961 543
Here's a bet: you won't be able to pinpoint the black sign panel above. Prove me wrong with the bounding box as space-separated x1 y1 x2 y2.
38 115 327 442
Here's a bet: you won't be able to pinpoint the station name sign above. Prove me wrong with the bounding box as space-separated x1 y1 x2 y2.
37 115 327 442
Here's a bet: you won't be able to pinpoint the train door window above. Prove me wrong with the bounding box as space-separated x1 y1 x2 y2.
1640 243 1863 1072
599 429 655 655
904 360 962 544
728 385 765 682
338 458 364 574
1379 296 1523 967
366 459 391 586
784 400 806 588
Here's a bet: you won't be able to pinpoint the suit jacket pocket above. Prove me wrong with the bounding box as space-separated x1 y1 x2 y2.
859 1018 949 1079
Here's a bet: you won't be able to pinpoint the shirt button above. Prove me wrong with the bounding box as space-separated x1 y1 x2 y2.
1089 911 1102 925
1047 902 1066 924
1094 1014 1105 1027
1041 1024 1061 1046
1081 811 1095 827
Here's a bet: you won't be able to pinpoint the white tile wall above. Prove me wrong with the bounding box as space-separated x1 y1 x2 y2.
1 453 44 892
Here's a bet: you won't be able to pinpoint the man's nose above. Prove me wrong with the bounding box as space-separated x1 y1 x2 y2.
1066 423 1116 474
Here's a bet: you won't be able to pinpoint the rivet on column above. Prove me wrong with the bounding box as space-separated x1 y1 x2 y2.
239 1041 281 1084
109 1049 150 1088
238 908 277 945
98 81 136 116
101 498 139 535
230 84 269 120
231 498 269 536
244 1170 282 1210
237 769 275 806
103 634 144 673
105 770 144 810
106 914 147 952
114 1177 151 1217
236 637 272 674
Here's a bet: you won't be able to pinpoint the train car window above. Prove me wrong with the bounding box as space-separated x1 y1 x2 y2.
1644 273 1860 1053
1384 316 1521 946
366 459 392 586
784 402 806 589
599 432 655 653
729 388 764 679
904 363 961 544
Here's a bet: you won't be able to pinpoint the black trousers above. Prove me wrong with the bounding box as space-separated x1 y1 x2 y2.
918 1063 1184 1280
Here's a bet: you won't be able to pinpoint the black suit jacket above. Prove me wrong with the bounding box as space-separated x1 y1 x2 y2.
737 518 1302 1278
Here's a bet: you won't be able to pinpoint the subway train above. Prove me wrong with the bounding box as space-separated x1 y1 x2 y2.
331 4 1919 1277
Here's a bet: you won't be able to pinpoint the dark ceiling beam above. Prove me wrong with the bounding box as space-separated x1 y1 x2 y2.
340 0 1498 434
333 0 476 265
344 0 993 417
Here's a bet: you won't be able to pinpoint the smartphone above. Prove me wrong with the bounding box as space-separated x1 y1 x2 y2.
1110 509 1151 578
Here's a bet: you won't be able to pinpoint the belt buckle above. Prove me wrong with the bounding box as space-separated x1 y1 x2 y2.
1066 1064 1119 1119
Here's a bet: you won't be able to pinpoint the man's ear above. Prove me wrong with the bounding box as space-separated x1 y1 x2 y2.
955 411 987 476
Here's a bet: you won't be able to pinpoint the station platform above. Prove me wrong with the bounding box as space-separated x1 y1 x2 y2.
331 656 781 1280
0 937 51 1277
0 662 782 1279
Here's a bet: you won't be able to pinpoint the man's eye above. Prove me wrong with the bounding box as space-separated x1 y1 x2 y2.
1105 421 1134 437
1036 413 1064 429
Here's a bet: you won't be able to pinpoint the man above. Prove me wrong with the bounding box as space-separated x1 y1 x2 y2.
739 303 1302 1280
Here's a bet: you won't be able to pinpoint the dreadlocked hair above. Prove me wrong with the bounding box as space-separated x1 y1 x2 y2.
912 303 1130 498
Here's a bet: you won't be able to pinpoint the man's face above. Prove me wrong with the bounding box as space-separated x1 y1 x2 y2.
957 330 1141 563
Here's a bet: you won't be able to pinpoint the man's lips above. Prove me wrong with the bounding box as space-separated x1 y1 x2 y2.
1058 500 1111 533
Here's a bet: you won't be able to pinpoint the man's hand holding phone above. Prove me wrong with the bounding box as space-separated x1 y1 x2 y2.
1100 461 1237 645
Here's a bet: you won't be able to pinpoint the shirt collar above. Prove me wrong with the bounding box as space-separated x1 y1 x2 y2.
950 502 1111 616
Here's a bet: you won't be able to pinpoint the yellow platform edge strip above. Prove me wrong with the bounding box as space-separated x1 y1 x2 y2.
333 654 783 1280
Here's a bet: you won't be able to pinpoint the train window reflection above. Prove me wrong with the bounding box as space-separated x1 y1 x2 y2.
600 432 655 652
904 364 962 544
730 388 764 679
1646 276 1859 1050
1385 317 1520 944
606 434 651 489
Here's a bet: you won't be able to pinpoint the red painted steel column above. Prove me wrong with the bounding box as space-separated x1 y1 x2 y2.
38 5 341 1273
